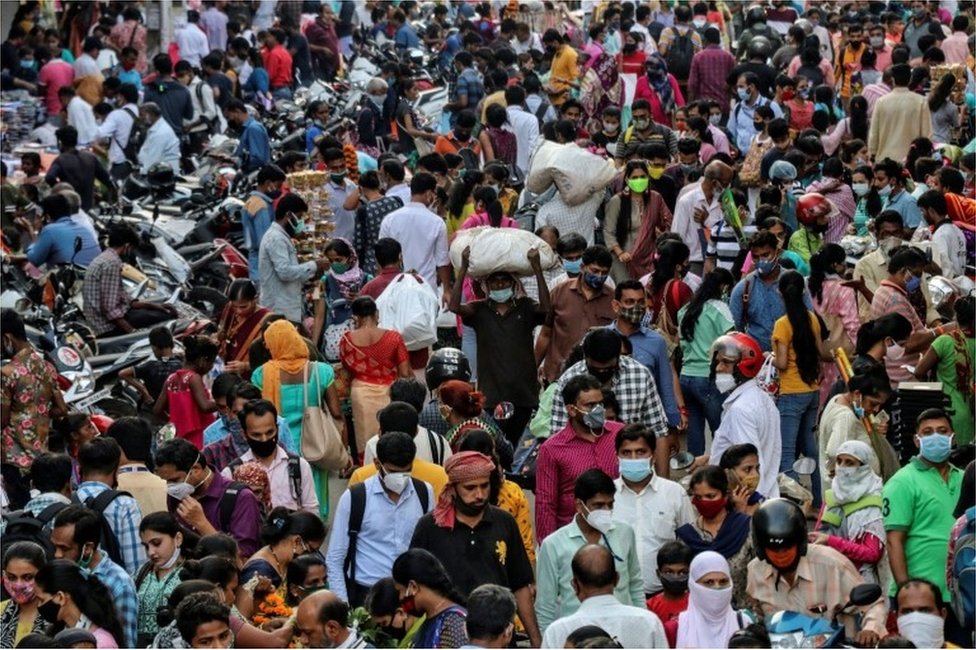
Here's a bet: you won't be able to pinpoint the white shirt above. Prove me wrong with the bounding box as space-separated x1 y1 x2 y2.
176 24 211 68
612 474 695 593
96 103 138 164
71 211 99 242
96 49 118 74
511 32 543 55
67 96 99 146
505 105 540 177
710 379 782 500
385 183 412 206
379 201 449 291
221 445 319 514
536 190 603 246
630 24 658 54
186 77 223 133
542 594 667 649
362 427 454 467
671 182 723 263
931 221 967 278
138 118 181 174
73 53 101 78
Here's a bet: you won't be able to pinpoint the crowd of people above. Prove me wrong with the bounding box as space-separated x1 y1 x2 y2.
1 0 976 649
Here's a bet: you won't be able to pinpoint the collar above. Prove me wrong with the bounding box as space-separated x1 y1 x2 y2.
724 378 756 404
335 630 360 649
567 515 616 539
879 279 907 297
608 321 653 338
909 456 957 473
619 473 659 496
578 594 620 610
759 554 813 584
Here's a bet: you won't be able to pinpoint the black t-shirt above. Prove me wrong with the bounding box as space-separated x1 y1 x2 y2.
409 506 534 597
650 175 678 214
135 357 183 400
206 73 234 109
144 79 194 136
462 298 544 408
288 33 313 82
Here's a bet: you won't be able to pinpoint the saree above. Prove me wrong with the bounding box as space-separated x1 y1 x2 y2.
581 50 622 134
625 189 674 280
217 305 272 366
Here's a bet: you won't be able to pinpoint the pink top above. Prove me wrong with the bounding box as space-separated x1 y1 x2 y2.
786 56 836 88
92 626 119 649
634 75 685 127
38 59 75 115
814 279 860 345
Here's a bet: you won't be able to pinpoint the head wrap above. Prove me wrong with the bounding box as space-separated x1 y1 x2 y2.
327 237 365 299
433 451 496 529
259 320 309 411
829 440 885 543
233 461 272 512
676 551 741 648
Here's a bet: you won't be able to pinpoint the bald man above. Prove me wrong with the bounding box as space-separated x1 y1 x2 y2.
294 590 372 649
672 159 736 275
541 545 667 649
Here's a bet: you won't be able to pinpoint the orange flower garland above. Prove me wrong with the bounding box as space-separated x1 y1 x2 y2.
343 143 360 183
252 591 293 627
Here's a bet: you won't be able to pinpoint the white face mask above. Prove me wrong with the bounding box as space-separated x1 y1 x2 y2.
583 505 613 534
166 482 195 501
852 182 870 196
382 470 410 495
159 546 182 570
714 373 737 394
886 339 905 361
897 612 945 649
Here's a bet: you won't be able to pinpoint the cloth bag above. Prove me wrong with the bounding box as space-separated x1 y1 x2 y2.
300 362 350 470
449 227 558 277
376 273 439 351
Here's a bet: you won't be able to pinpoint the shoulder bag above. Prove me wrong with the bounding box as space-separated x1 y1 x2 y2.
300 362 351 470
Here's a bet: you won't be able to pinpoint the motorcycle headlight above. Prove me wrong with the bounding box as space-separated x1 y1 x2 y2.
61 366 95 395
800 633 831 648
770 632 803 649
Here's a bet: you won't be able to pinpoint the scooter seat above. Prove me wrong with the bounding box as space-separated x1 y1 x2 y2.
95 327 166 354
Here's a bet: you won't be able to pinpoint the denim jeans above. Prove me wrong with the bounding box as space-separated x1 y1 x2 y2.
778 390 822 506
680 375 725 455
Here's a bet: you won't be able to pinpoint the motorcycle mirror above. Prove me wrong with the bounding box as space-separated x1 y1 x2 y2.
848 583 882 608
670 451 695 472
14 297 32 314
792 457 817 476
493 401 515 421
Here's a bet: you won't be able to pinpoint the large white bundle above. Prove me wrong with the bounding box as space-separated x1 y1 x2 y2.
449 227 557 277
524 140 617 206
375 273 439 351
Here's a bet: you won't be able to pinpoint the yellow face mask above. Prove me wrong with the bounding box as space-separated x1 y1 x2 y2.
648 166 666 180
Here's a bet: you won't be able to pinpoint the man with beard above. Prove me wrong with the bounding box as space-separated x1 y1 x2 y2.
409 451 541 647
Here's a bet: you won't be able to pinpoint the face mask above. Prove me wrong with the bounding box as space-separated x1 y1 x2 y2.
781 89 795 101
623 43 637 54
897 612 945 649
693 18 706 27
20 60 34 69
562 258 582 275
37 597 61 624
586 364 617 385
167 481 196 501
330 171 347 184
583 505 613 534
756 257 778 277
870 36 884 48
291 216 307 235
903 273 921 293
753 20 767 30
577 403 607 430
811 222 829 235
680 163 699 176
247 434 278 458
619 457 652 482
917 432 954 463
879 236 903 258
368 94 385 109
122 61 136 71
877 184 892 199
693 496 727 519
454 129 471 142
159 546 182 570
740 474 760 490
648 166 665 180
627 177 649 193
708 114 721 126
737 87 750 102
489 287 514 303
798 87 810 99
632 117 650 131
618 304 645 325
659 572 689 595
583 271 608 289
852 400 865 419
2 577 35 605
331 262 350 274
382 470 411 494
399 592 420 617
852 182 870 196
765 546 799 570
715 372 737 394
266 188 281 199
455 496 488 516
602 121 619 133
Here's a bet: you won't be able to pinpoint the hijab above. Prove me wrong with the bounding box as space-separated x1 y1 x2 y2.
645 53 674 110
233 461 272 512
328 237 365 299
676 551 742 648
830 440 885 541
259 320 310 412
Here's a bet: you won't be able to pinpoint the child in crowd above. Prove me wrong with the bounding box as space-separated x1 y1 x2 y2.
154 335 219 449
591 106 621 157
119 326 183 406
646 539 693 623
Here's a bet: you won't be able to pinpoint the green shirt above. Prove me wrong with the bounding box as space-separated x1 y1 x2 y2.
930 333 975 445
678 299 735 378
787 228 823 265
882 457 963 600
535 517 645 634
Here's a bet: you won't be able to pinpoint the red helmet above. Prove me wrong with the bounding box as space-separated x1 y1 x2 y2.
90 414 115 433
710 332 764 378
796 192 834 227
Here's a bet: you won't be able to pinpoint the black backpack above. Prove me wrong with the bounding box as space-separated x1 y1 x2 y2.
796 62 825 88
227 453 304 508
121 106 148 164
217 481 255 531
666 28 696 81
1 502 70 560
71 489 131 569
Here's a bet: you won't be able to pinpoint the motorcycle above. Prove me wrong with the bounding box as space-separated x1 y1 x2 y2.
767 583 883 648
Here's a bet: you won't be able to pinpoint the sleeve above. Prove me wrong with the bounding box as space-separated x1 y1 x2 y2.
882 474 913 532
534 537 560 633
624 526 644 606
640 369 671 438
533 443 558 543
826 530 885 565
182 91 194 122
299 459 319 514
324 488 352 602
433 222 450 267
231 488 263 558
549 380 569 435
602 195 622 249
44 159 61 186
510 487 536 564
118 497 147 576
771 315 790 347
93 156 112 186
25 229 53 266
265 237 317 282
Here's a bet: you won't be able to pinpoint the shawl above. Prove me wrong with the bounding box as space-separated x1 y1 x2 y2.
827 440 885 542
233 461 272 512
676 511 752 559
433 451 495 529
645 54 674 111
328 237 365 300
625 188 673 279
259 320 309 412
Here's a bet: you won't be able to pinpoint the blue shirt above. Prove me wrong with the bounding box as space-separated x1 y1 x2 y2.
608 322 681 427
241 191 274 280
883 189 923 230
243 66 270 96
91 555 139 648
306 123 324 154
395 23 420 49
729 269 813 352
27 216 101 267
202 414 296 450
117 68 143 92
235 116 271 173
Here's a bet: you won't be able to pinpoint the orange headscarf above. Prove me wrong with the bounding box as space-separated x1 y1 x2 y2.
260 320 309 412
433 451 496 529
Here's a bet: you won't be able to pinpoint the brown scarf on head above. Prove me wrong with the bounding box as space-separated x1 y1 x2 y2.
433 451 496 529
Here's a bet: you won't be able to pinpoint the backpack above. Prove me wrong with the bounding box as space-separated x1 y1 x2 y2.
343 478 430 593
121 106 148 164
450 137 481 171
71 489 131 569
950 507 976 631
666 27 696 81
194 82 219 133
1 502 70 560
217 481 251 532
227 453 304 508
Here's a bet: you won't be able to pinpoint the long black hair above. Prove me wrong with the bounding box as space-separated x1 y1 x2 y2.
651 240 690 293
472 186 504 227
391 549 466 607
446 170 484 219
34 560 125 647
779 270 820 386
848 95 868 141
808 243 846 303
680 268 733 342
616 160 650 248
855 313 913 356
928 72 956 112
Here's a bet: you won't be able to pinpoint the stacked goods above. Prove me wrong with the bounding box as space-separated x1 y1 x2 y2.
0 94 45 150
287 170 334 262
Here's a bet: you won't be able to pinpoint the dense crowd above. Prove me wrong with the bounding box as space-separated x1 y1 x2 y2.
1 0 975 649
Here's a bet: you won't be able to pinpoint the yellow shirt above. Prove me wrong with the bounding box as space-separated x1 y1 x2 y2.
348 458 448 498
118 465 169 517
549 45 579 106
771 312 821 394
480 90 507 123
497 479 536 565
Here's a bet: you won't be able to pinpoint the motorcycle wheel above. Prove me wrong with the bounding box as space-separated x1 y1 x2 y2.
186 286 229 319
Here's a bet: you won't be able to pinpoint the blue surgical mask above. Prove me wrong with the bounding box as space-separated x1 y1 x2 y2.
905 273 921 292
583 271 608 289
563 258 582 275
20 60 34 69
737 87 750 101
756 258 778 276
852 400 865 419
292 217 306 235
798 87 810 99
619 457 652 482
489 287 514 303
917 432 953 463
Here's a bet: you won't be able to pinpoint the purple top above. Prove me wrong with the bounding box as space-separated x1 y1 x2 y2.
172 469 262 557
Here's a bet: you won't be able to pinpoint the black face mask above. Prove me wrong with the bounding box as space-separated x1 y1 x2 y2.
37 598 61 624
659 573 689 595
246 434 278 458
455 497 488 517
587 364 617 384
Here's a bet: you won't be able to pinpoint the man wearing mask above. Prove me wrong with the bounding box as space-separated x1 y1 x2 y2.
241 164 287 282
893 578 959 649
729 72 781 155
224 99 270 174
94 82 139 180
137 102 182 174
691 333 782 500
834 24 866 109
536 245 616 384
203 380 295 469
903 1 942 59
221 399 318 513
872 158 923 231
154 437 262 558
672 160 733 276
434 109 483 167
665 137 703 191
884 408 964 638
295 590 371 649
258 193 330 324
867 24 892 74
410 451 542 647
535 469 644 635
746 499 886 647
443 52 484 127
320 147 358 242
615 99 678 160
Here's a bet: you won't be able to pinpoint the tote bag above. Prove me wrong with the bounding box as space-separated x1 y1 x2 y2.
300 362 351 471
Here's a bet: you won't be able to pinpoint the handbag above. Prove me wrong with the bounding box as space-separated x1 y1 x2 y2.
300 362 351 471
755 353 780 397
823 310 855 356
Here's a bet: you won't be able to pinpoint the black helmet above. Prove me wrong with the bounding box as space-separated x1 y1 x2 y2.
746 5 767 27
752 498 807 564
425 348 471 389
146 162 176 192
747 36 772 61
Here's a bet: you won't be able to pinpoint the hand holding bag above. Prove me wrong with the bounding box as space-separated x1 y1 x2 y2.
300 362 351 471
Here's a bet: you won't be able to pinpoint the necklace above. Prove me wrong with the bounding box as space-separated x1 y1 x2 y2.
268 546 286 577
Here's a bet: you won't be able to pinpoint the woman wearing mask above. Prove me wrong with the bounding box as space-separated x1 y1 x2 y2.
850 164 881 236
676 467 754 608
813 440 886 584
616 30 646 74
809 244 860 407
395 79 439 166
313 238 371 362
806 159 856 243
741 105 775 208
215 280 272 378
392 549 468 649
853 314 912 383
677 269 735 457
357 78 390 155
236 507 313 619
644 239 693 343
135 513 187 646
785 75 814 132
772 270 832 507
34 560 125 648
839 139 869 173
285 554 327 606
52 413 98 486
0 542 47 647
686 116 718 164
305 101 331 155
664 550 754 648
634 53 684 128
366 577 421 647
603 160 673 283
179 557 241 611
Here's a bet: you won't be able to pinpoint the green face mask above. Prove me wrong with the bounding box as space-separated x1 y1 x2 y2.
627 177 650 193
